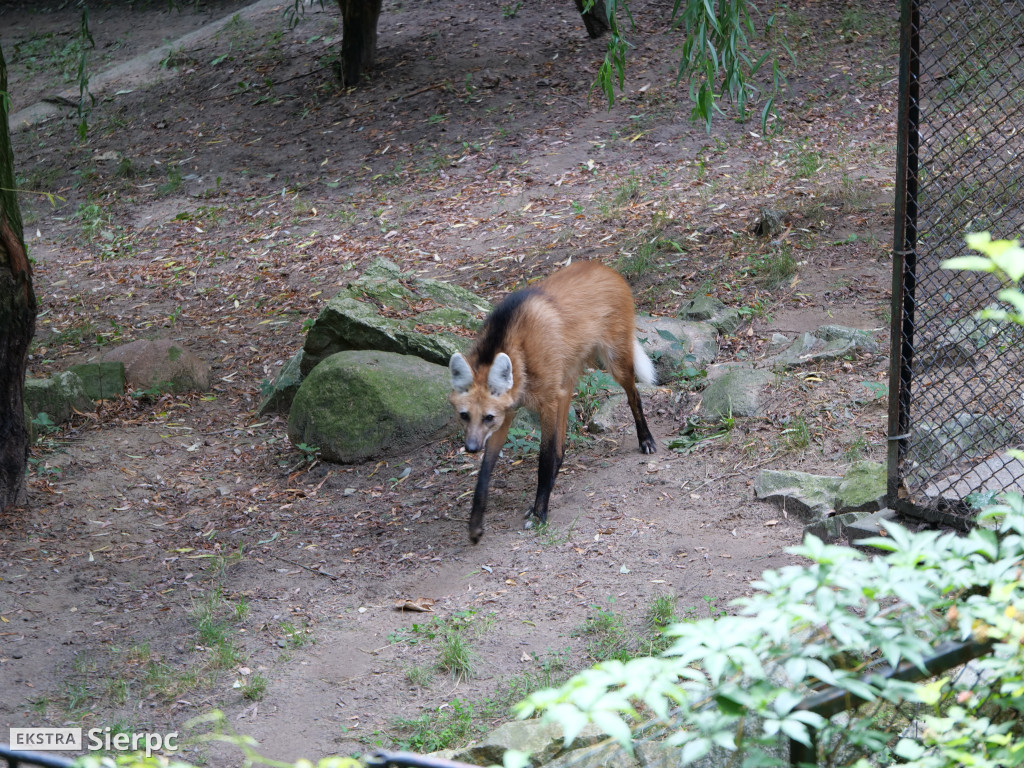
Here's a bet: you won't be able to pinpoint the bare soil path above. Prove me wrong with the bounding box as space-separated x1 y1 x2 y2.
1 0 895 763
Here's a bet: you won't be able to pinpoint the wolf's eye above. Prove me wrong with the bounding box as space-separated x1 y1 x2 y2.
460 412 470 421
483 414 495 424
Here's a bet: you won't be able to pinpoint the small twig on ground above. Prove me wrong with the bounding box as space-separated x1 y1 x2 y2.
687 453 782 494
271 554 338 580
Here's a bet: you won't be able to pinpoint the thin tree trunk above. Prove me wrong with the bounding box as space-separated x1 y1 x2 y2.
335 0 383 86
0 44 37 513
574 0 611 38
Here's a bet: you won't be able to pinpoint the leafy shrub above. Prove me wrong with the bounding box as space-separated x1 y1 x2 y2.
515 234 1024 767
518 496 1024 765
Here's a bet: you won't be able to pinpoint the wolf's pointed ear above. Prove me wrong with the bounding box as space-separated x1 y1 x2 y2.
488 353 514 396
449 353 474 393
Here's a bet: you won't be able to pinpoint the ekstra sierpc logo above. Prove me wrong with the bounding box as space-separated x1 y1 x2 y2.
9 728 82 751
9 727 179 756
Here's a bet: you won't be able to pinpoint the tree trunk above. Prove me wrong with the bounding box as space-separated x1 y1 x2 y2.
0 44 36 513
574 0 611 38
335 0 383 86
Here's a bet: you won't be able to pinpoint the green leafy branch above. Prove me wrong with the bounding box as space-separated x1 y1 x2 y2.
671 0 788 131
941 232 1024 326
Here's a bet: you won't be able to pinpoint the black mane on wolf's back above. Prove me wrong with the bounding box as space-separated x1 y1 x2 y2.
473 287 541 366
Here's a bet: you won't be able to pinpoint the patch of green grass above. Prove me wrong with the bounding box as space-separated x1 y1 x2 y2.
29 697 50 717
702 595 727 620
405 665 434 688
12 33 89 85
577 603 632 663
106 677 130 706
789 143 823 179
437 629 476 681
575 370 616 423
843 435 871 463
639 595 679 655
781 415 812 452
647 595 677 629
241 673 268 701
388 615 447 646
17 164 63 195
612 174 643 207
279 620 313 648
838 7 874 40
115 156 136 178
746 244 798 289
615 211 685 281
74 202 109 241
530 516 579 546
393 650 576 752
233 596 250 622
615 244 660 281
393 698 480 753
214 638 243 669
63 680 93 718
156 165 183 196
497 649 571 705
834 173 873 210
191 587 245 669
199 548 246 579
193 599 231 647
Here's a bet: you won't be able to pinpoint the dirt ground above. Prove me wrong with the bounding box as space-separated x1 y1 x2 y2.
1 0 895 763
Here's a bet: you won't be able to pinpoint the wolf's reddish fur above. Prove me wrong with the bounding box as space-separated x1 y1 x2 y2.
449 261 656 543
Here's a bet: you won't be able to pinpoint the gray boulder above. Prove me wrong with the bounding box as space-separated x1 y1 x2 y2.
635 315 718 381
588 393 627 434
770 325 878 370
101 339 211 393
700 365 773 418
24 371 94 424
756 462 887 539
678 294 743 335
453 720 605 767
917 316 1000 367
805 510 870 543
287 350 455 463
908 414 1018 472
541 740 639 768
302 294 467 373
754 469 842 522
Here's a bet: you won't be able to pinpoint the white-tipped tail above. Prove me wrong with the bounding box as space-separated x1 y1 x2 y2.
633 339 657 385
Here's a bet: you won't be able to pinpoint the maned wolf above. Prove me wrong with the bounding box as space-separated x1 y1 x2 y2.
448 261 656 543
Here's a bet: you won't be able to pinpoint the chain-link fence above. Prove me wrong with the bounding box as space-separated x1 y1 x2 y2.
889 0 1024 525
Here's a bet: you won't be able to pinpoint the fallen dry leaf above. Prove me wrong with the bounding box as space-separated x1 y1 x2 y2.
393 597 435 612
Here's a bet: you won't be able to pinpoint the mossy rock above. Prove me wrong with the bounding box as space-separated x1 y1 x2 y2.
300 258 490 374
302 295 468 374
836 461 886 513
288 350 456 463
24 371 94 424
700 365 773 418
68 361 126 400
